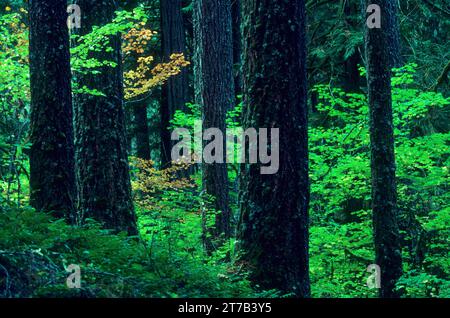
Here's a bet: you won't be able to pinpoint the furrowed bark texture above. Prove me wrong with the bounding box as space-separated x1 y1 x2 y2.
238 0 310 297
365 0 403 298
29 0 77 222
160 0 189 167
74 0 137 235
193 0 234 242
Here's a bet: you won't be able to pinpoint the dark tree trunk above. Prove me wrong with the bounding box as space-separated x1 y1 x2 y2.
386 0 403 68
29 0 77 222
343 0 363 92
193 0 234 245
343 51 362 92
125 106 133 155
160 0 189 167
232 0 242 96
133 102 151 160
74 0 137 235
237 0 310 297
364 0 403 298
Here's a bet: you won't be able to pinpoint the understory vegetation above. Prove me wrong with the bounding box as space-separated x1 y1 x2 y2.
1 1 449 298
1 63 448 297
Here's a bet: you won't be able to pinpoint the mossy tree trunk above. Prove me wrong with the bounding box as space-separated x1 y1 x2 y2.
29 0 77 222
193 0 234 247
364 0 403 298
74 0 137 235
237 0 310 297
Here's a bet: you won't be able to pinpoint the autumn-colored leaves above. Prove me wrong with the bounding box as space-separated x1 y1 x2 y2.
123 27 190 100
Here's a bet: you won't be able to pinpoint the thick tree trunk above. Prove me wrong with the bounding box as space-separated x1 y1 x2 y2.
74 0 137 235
160 0 189 167
193 0 234 245
29 0 77 222
237 0 310 297
365 0 403 298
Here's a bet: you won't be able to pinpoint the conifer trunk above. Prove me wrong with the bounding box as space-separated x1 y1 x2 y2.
193 0 234 244
238 0 310 297
74 0 137 235
160 0 189 167
29 0 77 222
364 0 403 298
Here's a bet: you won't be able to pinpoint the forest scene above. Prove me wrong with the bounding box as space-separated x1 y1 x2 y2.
0 0 449 301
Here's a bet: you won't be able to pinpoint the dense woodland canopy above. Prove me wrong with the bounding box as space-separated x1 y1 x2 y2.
0 0 448 298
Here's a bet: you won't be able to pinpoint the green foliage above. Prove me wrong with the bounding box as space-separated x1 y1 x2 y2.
0 204 272 297
71 6 148 95
171 102 201 132
0 1 448 298
130 158 275 297
309 64 449 298
162 64 450 298
0 11 29 206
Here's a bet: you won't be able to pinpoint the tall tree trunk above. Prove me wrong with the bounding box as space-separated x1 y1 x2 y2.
193 0 234 246
125 106 133 155
343 51 362 92
364 0 403 298
343 0 363 92
160 0 189 167
133 101 151 160
232 0 242 96
386 0 403 68
29 0 77 222
74 0 137 235
237 0 310 297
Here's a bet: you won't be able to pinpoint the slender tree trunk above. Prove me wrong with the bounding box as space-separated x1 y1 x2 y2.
343 1 363 92
74 0 137 235
343 51 362 92
29 0 77 222
238 0 310 297
133 101 151 160
160 0 189 167
364 0 403 298
193 0 234 246
125 106 133 155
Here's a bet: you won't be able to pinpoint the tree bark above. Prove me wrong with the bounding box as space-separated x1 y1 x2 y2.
232 0 242 96
29 0 77 222
237 0 310 297
133 101 151 160
364 0 403 298
74 0 137 235
193 0 234 245
160 0 189 167
385 0 403 68
343 0 363 92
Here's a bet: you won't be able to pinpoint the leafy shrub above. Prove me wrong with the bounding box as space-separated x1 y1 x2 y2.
0 203 270 297
309 64 449 298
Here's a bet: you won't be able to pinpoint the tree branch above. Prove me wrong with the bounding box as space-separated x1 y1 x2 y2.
428 60 450 92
